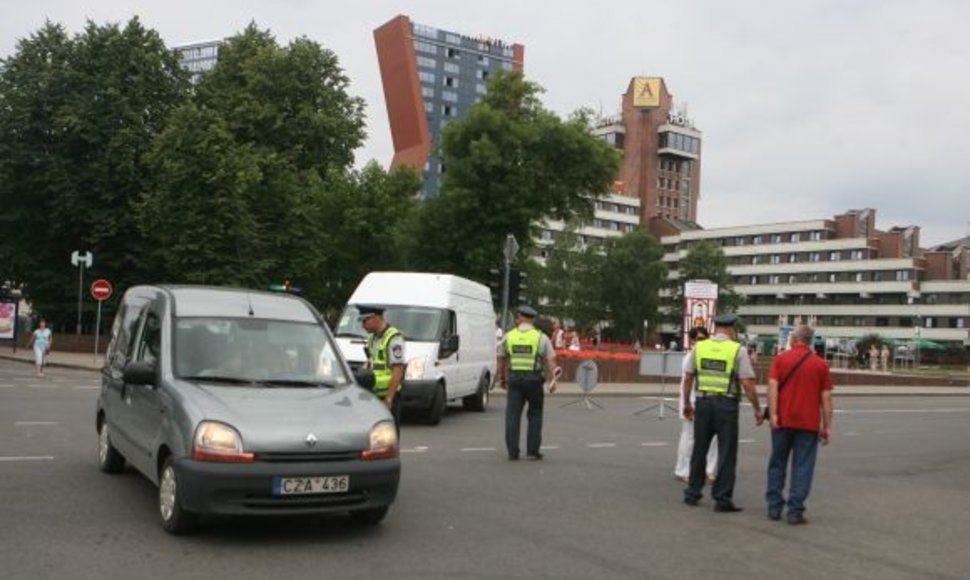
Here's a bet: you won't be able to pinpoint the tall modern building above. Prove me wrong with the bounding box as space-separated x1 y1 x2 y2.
374 15 525 199
592 77 702 235
174 40 221 83
660 208 970 349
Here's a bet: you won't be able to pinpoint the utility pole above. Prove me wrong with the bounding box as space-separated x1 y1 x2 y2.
501 234 519 331
71 251 93 339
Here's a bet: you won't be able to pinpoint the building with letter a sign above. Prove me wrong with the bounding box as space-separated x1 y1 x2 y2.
683 280 718 346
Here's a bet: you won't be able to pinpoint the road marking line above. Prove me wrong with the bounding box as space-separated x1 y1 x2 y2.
401 446 429 454
460 447 497 452
0 456 55 462
73 386 100 390
539 445 560 450
844 432 860 436
588 443 617 448
26 384 60 389
739 439 757 444
641 442 669 447
15 421 59 426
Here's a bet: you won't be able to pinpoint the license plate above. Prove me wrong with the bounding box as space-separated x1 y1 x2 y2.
274 475 350 496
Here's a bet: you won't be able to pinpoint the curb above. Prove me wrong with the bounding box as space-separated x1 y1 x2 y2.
0 354 103 372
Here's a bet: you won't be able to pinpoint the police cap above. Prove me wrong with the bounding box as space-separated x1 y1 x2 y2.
713 313 739 327
516 305 538 318
356 305 385 320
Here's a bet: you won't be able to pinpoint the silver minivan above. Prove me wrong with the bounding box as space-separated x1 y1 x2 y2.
96 285 400 534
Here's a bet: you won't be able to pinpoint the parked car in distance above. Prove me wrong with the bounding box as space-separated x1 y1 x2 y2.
334 272 497 425
96 285 400 534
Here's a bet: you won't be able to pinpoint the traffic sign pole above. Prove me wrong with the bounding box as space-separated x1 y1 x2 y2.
90 279 113 364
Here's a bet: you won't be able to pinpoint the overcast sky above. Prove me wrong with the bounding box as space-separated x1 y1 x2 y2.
3 0 968 246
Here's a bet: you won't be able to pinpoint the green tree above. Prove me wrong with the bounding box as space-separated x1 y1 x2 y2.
669 240 742 333
138 24 373 315
598 230 668 342
527 225 607 332
0 19 189 329
410 71 621 282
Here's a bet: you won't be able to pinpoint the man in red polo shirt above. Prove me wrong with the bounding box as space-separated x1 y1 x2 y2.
766 325 834 525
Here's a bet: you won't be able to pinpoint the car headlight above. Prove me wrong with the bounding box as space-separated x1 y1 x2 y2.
361 421 398 461
192 421 254 463
405 358 425 381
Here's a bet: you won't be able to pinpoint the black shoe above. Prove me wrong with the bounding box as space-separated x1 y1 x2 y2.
768 510 782 521
526 452 544 460
788 514 808 525
508 452 520 461
684 497 699 507
714 503 743 513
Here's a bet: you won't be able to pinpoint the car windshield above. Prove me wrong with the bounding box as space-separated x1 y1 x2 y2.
174 318 350 386
335 305 445 342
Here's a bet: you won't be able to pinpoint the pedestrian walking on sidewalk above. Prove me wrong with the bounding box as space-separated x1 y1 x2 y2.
765 324 834 525
498 305 558 461
682 314 764 512
28 319 53 377
674 326 717 482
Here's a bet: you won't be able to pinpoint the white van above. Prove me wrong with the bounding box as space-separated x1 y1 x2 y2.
334 272 497 425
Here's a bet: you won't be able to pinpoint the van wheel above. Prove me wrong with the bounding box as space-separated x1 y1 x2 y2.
426 383 446 426
462 373 489 412
159 457 197 535
98 421 126 474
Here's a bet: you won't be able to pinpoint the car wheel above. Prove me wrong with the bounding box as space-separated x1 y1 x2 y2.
349 506 389 526
158 457 197 535
426 382 446 426
97 421 126 474
462 373 489 412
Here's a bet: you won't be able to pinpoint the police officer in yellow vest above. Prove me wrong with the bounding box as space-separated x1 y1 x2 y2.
682 314 764 511
497 305 558 461
359 305 406 430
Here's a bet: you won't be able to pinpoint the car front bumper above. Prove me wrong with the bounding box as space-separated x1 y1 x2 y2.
176 455 401 516
399 380 438 409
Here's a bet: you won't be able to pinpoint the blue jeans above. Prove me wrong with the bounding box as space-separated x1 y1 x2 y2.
766 428 819 517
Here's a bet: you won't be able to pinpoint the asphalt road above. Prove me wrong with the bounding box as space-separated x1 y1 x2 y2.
2 359 969 580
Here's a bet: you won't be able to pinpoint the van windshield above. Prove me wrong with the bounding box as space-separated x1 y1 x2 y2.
336 305 447 342
174 318 350 386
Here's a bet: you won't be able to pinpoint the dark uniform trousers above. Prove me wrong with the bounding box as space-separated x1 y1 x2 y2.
505 375 544 456
685 394 740 505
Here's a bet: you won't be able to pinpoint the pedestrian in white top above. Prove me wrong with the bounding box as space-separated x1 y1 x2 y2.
28 319 53 377
675 326 717 482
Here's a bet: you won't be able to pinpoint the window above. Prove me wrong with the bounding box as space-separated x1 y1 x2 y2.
854 272 864 282
750 276 759 285
770 255 782 264
829 273 837 283
924 317 935 328
789 253 798 263
424 102 434 113
501 61 513 71
475 83 486 95
769 275 781 284
445 77 458 88
829 251 841 261
788 275 797 284
753 235 763 244
442 105 454 117
414 40 437 54
443 62 460 74
447 47 460 58
896 270 910 281
421 86 434 98
771 234 782 244
442 91 458 103
851 250 865 260
809 252 821 262
414 24 439 38
417 56 436 69
419 71 435 84
107 298 149 365
444 33 460 45
136 312 161 366
790 233 800 243
478 69 490 80
477 54 489 66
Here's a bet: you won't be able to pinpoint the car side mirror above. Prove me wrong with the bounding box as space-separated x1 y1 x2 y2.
440 334 459 358
355 368 376 391
123 361 157 387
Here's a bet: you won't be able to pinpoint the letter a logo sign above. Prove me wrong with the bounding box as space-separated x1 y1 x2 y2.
633 77 661 108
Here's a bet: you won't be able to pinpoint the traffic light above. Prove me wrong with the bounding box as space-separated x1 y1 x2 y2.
488 268 502 307
508 268 528 308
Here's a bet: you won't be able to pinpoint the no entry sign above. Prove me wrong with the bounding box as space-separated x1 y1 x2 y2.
90 279 113 301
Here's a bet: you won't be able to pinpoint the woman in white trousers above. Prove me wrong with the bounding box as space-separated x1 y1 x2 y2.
674 327 717 482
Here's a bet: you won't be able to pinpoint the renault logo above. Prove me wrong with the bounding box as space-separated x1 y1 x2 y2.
305 433 318 448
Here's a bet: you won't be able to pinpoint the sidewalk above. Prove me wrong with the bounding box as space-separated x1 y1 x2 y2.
3 349 967 396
